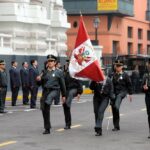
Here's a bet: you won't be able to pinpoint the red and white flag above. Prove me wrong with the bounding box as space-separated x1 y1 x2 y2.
69 16 105 82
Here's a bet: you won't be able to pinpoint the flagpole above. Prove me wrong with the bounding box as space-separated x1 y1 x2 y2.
107 105 112 130
79 11 82 16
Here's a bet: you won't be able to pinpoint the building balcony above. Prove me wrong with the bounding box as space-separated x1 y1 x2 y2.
63 0 134 17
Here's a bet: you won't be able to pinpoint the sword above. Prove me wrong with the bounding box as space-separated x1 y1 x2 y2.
107 105 112 130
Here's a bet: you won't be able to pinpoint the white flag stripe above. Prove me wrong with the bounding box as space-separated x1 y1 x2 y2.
69 39 97 79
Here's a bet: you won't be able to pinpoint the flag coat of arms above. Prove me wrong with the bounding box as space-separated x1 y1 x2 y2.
69 16 105 82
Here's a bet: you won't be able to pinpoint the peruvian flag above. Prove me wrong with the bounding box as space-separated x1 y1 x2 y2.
69 15 105 82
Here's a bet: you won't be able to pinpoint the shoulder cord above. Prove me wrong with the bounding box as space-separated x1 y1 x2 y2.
100 77 107 93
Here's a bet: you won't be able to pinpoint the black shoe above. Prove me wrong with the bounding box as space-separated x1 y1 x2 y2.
64 126 71 130
0 111 7 113
23 102 29 105
95 127 102 136
112 127 120 131
54 103 60 105
148 133 150 139
30 106 36 109
43 129 50 134
95 132 102 136
12 104 16 106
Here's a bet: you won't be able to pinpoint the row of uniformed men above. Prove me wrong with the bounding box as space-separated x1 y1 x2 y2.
0 59 41 109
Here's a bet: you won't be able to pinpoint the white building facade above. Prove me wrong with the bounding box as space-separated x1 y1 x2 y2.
0 0 70 56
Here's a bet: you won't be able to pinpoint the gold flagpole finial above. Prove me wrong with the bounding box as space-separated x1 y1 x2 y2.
80 11 82 16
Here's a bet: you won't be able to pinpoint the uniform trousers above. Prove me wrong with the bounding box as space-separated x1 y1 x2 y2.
42 89 59 130
54 89 60 105
0 87 7 112
111 92 126 128
93 95 109 129
22 86 29 104
11 87 19 106
30 86 38 108
145 93 150 130
63 89 77 127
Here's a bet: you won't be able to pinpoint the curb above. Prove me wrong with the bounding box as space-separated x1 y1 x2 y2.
6 88 93 101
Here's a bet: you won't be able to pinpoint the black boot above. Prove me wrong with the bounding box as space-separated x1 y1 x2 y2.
112 126 120 131
63 103 71 130
64 126 71 130
43 129 50 134
95 127 102 136
148 130 150 139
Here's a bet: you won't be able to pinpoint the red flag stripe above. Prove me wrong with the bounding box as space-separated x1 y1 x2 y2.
75 16 89 49
75 60 105 82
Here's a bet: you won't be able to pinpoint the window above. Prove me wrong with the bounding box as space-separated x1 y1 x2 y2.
147 45 150 55
112 41 120 56
147 31 150 41
138 28 143 39
138 44 142 54
126 0 134 3
128 27 133 38
128 42 132 55
73 21 78 28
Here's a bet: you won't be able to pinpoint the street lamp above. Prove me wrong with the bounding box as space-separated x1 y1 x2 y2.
93 16 100 44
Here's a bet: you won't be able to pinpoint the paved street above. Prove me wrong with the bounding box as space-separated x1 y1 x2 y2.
0 94 150 150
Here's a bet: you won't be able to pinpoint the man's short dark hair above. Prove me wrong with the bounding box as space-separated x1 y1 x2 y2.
30 59 36 65
11 61 16 66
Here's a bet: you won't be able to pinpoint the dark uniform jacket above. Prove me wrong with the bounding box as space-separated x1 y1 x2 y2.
41 68 66 97
0 70 7 88
112 72 132 95
64 71 83 95
29 66 39 87
9 67 21 89
20 68 29 87
90 77 114 99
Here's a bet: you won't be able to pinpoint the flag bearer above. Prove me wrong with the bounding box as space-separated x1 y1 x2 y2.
89 67 114 136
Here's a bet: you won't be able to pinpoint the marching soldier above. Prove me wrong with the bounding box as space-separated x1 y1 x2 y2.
89 67 114 136
111 60 132 131
29 59 39 108
38 55 66 134
0 60 7 113
20 62 30 105
142 59 150 139
63 61 83 129
9 61 21 106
